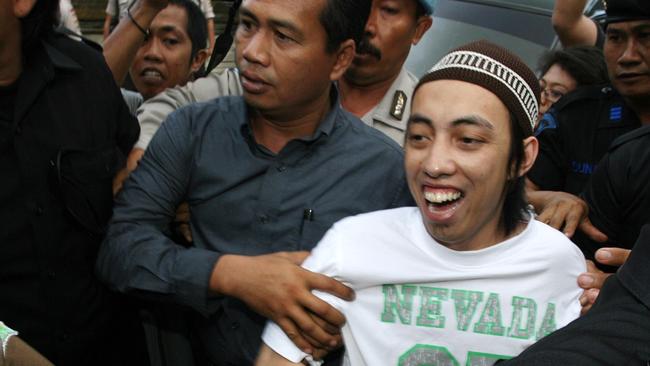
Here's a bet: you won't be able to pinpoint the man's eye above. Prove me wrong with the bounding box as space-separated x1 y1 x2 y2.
459 137 484 147
381 6 399 15
163 38 179 46
239 19 254 31
275 31 294 43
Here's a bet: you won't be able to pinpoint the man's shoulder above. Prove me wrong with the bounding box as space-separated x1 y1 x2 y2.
526 220 584 259
43 32 106 71
536 85 628 136
164 96 246 135
552 84 615 111
608 125 650 154
337 109 405 157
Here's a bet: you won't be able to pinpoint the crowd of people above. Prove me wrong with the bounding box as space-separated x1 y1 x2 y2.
0 0 649 365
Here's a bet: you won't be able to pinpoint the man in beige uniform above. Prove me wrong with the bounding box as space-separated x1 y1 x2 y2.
133 0 433 154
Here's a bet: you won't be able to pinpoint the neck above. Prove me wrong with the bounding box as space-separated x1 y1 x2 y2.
625 96 650 125
339 71 399 118
250 90 332 153
0 33 22 87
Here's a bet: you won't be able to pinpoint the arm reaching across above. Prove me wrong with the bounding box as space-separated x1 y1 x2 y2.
526 179 607 240
552 0 599 47
211 252 352 354
578 247 631 314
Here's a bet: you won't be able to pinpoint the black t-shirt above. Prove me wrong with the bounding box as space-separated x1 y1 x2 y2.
529 85 641 195
578 125 650 260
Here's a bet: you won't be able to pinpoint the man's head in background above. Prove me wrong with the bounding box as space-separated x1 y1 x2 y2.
234 0 370 117
345 0 433 86
130 0 208 100
602 0 650 103
537 46 609 118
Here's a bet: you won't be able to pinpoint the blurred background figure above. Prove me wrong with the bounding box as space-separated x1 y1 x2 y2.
536 45 608 124
58 0 82 34
103 0 214 50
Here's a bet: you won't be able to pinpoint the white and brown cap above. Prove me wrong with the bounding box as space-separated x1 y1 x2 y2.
415 40 540 136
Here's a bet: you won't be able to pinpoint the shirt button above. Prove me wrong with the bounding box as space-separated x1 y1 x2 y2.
230 322 239 330
259 214 269 224
47 271 56 280
14 126 22 135
276 164 287 172
35 205 45 216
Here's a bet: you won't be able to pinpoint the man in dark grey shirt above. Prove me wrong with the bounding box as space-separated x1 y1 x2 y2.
96 0 412 364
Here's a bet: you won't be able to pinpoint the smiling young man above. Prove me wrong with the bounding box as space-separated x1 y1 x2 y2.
97 0 414 365
256 41 585 366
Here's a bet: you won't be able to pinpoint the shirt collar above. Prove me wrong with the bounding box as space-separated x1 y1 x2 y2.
239 84 342 143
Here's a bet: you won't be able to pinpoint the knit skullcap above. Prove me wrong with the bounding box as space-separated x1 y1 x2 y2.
415 40 540 136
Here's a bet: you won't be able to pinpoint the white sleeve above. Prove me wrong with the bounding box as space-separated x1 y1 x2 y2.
549 241 586 328
105 0 117 16
201 0 215 19
134 68 242 150
261 227 346 363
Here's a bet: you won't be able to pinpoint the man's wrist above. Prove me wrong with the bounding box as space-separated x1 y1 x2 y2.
209 254 239 296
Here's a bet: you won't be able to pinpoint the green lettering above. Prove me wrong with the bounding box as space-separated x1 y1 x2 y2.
536 303 557 340
473 293 505 336
451 289 484 331
416 287 448 328
381 284 417 324
398 344 459 366
507 297 537 339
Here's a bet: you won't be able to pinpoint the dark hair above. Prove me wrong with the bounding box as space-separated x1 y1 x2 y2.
168 0 208 60
320 0 371 53
21 0 60 50
501 112 528 236
538 46 609 87
415 1 428 18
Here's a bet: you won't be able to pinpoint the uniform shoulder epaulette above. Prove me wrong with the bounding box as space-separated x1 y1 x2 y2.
551 84 612 111
608 125 650 152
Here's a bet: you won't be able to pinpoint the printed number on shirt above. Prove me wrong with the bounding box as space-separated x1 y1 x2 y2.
398 344 511 366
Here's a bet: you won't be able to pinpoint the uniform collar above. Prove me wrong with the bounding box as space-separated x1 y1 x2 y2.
362 67 417 127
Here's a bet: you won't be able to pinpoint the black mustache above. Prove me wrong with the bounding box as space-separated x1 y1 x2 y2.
356 35 381 60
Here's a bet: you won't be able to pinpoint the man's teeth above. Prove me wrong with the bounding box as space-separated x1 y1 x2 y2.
143 70 162 78
424 191 462 204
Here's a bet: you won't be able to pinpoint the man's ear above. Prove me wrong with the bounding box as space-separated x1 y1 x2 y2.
329 38 355 81
190 48 209 75
13 0 37 18
517 136 539 177
412 15 433 45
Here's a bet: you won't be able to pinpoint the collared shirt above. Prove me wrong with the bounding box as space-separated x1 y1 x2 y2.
0 32 140 365
529 85 640 195
577 125 650 261
97 91 413 365
360 67 418 146
135 67 418 150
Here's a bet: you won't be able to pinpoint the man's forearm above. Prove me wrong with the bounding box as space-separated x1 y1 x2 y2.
102 0 167 85
256 344 303 366
552 0 598 47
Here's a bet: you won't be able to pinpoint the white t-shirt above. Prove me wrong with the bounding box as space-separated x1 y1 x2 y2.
262 207 585 365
